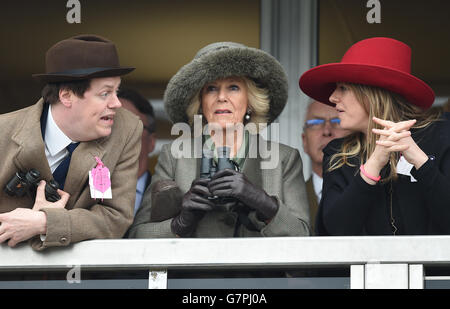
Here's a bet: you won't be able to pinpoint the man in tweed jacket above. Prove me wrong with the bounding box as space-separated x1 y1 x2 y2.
0 35 142 250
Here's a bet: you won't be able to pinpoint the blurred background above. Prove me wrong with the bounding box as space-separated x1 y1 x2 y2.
1 0 449 176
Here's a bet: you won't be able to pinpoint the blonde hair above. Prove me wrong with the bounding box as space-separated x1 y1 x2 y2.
328 83 441 182
186 76 270 132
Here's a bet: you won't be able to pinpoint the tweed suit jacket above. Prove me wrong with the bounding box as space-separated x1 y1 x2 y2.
129 134 311 238
0 99 142 250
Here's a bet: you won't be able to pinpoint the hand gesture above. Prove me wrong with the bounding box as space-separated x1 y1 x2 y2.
372 117 428 169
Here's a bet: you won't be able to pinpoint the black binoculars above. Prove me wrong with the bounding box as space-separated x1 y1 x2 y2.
201 147 237 204
4 169 61 203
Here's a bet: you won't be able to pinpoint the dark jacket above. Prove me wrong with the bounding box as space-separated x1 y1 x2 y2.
316 112 450 236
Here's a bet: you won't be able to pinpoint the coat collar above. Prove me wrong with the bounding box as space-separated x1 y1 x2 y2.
11 99 52 180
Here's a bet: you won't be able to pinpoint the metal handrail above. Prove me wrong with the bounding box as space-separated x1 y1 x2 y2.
1 236 450 271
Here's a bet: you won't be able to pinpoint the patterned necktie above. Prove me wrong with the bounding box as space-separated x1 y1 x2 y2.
52 142 80 190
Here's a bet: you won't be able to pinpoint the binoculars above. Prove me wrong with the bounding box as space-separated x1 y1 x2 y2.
200 147 237 204
4 169 61 203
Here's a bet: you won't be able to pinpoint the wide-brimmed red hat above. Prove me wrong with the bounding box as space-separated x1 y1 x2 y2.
299 37 435 110
33 34 134 83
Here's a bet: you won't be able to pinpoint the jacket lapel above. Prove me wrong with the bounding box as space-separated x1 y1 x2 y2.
246 135 281 197
11 99 52 180
63 140 105 209
178 156 200 192
241 134 263 189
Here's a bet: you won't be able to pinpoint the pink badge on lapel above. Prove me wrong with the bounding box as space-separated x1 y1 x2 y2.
89 156 112 200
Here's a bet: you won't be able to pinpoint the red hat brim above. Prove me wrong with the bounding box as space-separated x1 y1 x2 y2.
299 63 435 110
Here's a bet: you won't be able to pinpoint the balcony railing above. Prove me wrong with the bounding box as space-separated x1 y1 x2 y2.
1 236 450 289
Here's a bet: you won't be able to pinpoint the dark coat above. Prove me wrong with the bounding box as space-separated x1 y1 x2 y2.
316 112 450 236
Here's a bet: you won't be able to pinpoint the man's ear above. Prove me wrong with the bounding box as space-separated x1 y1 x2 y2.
58 88 73 107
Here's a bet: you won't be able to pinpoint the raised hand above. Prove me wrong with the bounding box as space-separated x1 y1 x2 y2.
372 117 428 169
361 117 428 184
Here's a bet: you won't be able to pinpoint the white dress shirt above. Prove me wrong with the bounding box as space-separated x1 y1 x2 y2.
41 105 76 241
44 105 76 173
312 172 323 202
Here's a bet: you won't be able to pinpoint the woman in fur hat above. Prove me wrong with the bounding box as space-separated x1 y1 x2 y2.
129 42 310 238
299 37 450 236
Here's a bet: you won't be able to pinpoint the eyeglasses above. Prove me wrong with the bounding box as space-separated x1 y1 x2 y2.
304 118 341 130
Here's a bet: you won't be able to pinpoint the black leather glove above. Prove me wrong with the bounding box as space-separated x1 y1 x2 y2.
171 178 214 237
208 169 279 221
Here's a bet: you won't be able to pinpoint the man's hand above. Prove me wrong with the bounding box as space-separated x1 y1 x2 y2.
32 180 70 211
0 208 47 247
0 181 70 247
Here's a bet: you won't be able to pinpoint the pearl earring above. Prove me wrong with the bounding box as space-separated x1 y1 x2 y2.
245 110 251 121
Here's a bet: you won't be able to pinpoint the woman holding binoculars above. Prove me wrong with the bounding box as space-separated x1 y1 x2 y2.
129 42 310 238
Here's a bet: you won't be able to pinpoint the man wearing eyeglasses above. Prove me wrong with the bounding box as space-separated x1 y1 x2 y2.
118 88 157 215
302 100 351 233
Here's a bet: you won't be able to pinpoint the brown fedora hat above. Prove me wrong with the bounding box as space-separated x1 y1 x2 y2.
32 34 135 83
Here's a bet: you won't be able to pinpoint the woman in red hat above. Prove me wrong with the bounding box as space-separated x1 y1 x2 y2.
299 37 450 236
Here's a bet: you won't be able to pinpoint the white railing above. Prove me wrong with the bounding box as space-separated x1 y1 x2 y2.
1 236 450 289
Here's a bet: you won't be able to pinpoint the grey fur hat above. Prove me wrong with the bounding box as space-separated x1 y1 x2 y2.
164 42 288 124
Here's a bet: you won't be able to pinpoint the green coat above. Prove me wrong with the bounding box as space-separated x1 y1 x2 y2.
129 134 311 238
